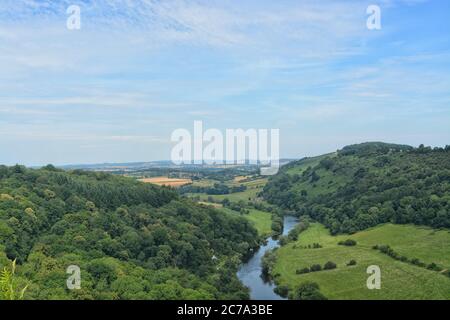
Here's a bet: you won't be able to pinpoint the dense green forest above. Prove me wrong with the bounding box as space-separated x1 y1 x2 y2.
0 165 259 299
263 142 450 234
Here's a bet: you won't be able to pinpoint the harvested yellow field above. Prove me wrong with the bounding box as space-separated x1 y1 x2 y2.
139 177 192 187
198 201 223 208
233 176 249 183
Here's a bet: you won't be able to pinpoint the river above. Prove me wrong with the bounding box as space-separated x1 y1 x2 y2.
237 215 299 300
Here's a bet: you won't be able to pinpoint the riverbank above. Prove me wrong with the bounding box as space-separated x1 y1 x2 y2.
237 216 299 300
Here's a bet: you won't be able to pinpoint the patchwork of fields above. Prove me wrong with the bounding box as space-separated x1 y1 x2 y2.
190 176 273 237
272 223 450 299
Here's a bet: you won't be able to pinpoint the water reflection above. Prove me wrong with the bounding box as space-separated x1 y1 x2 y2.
237 216 298 300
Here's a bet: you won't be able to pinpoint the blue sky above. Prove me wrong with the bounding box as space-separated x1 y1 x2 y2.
0 0 449 165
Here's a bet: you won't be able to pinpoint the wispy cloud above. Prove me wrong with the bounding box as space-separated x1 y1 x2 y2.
0 0 448 164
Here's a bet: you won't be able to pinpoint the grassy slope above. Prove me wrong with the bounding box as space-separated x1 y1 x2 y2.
287 153 353 198
285 153 335 175
273 223 450 299
276 148 422 201
243 209 273 237
220 207 272 237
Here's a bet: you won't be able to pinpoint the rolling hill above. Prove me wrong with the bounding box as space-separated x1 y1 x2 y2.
262 142 450 299
263 142 450 234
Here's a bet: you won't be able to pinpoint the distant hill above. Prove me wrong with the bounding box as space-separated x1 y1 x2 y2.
57 159 297 172
263 142 450 234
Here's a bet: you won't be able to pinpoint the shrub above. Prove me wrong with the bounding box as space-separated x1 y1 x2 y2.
261 251 277 276
427 263 442 272
278 236 289 246
310 264 322 272
338 239 357 246
378 245 390 253
274 285 289 298
296 267 310 275
323 261 337 270
346 260 357 266
410 258 426 267
291 281 327 300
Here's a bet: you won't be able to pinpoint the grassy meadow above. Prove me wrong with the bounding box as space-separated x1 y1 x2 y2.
217 207 272 237
272 223 450 299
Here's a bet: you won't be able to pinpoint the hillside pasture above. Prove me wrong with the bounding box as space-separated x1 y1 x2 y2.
272 223 450 299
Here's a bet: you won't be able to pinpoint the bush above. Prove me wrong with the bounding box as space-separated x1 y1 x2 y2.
346 260 357 266
323 261 337 270
338 239 357 246
274 285 289 298
261 251 277 276
378 245 391 253
310 264 322 272
427 263 442 272
296 267 310 274
291 281 327 300
278 236 289 246
411 258 426 267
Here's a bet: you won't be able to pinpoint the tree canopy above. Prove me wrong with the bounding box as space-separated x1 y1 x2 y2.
0 166 259 299
263 142 450 234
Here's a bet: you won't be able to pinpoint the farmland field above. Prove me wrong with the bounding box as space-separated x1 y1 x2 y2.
272 223 450 299
187 178 268 202
139 176 192 187
187 188 260 203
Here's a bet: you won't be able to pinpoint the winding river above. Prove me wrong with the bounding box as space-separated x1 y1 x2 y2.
237 216 299 300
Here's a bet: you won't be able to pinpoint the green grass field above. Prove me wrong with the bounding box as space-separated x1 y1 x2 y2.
243 209 273 237
272 223 450 299
219 207 272 237
188 188 260 202
191 179 217 188
187 178 267 203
